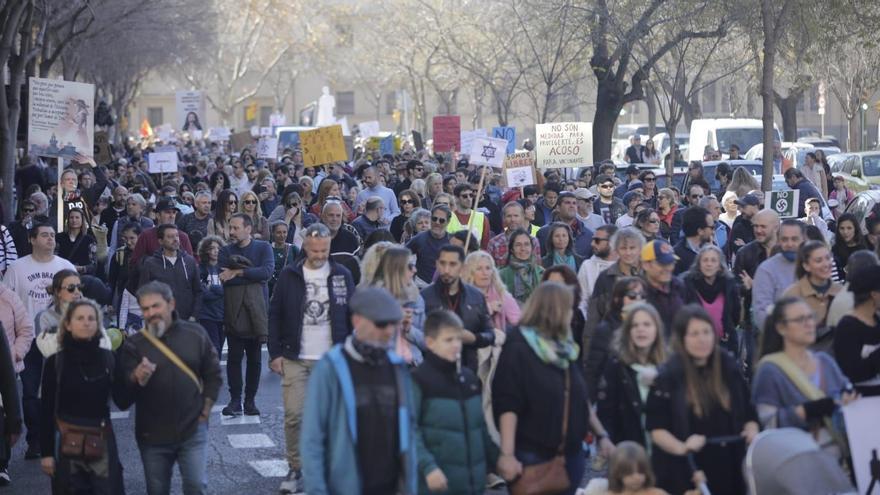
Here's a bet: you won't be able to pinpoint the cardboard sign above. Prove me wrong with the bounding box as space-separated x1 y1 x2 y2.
148 151 178 174
379 135 394 156
257 137 278 160
28 77 95 158
94 131 112 165
535 122 592 168
493 126 516 155
843 396 880 493
433 115 461 153
412 130 424 151
764 189 800 218
300 125 347 167
468 136 507 168
359 120 380 138
504 151 537 187
230 131 253 152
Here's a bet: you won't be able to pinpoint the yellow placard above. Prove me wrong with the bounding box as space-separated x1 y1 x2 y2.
301 125 347 167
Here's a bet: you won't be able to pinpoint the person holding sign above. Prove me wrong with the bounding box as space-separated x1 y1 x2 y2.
60 154 109 227
447 184 490 250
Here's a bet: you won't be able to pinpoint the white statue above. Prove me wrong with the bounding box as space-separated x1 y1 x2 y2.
316 86 336 126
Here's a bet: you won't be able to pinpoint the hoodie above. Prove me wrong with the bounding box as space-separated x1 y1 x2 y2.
138 249 202 320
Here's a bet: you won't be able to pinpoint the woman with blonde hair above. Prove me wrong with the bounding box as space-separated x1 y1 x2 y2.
493 282 615 493
298 176 314 206
370 246 426 366
358 241 396 287
238 190 269 240
424 172 444 208
726 167 760 198
39 299 128 493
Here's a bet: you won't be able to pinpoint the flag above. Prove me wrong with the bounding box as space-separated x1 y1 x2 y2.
140 118 153 138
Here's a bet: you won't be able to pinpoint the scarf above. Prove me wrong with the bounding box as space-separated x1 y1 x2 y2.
520 325 579 369
508 257 542 302
552 251 577 271
347 335 390 366
693 275 724 303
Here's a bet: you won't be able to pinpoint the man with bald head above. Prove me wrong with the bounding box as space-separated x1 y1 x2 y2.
353 165 399 224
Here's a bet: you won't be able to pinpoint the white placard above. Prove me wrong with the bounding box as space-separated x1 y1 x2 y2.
468 136 507 168
504 152 537 187
359 120 380 138
175 90 205 134
209 127 231 141
256 137 278 160
250 126 260 137
536 122 592 168
336 116 351 136
269 112 286 127
27 77 95 158
259 126 272 137
843 396 880 493
460 129 487 158
148 151 179 173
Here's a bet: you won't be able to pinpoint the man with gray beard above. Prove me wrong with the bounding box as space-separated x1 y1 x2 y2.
119 281 222 495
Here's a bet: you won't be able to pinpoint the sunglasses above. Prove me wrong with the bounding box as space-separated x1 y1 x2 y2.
228 200 238 205
625 291 644 299
400 199 416 205
459 193 474 199
287 202 300 208
64 284 85 293
23 208 35 214
243 200 257 205
643 177 656 182
431 216 448 224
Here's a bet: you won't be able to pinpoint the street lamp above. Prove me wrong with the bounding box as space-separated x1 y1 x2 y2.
861 103 869 151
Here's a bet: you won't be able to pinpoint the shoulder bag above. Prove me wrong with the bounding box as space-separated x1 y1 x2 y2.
140 329 203 394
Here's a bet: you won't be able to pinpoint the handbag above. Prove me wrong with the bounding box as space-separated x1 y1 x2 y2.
510 368 571 495
56 417 107 461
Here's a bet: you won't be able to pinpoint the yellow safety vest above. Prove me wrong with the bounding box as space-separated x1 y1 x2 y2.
447 210 486 240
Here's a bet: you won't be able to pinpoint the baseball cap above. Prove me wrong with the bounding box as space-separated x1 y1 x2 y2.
625 164 640 175
350 287 403 324
641 239 678 265
573 188 596 201
849 265 880 293
734 193 761 208
155 197 180 213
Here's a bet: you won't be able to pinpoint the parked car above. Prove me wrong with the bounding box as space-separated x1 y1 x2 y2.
826 152 880 192
652 132 689 158
798 135 841 148
843 190 880 233
701 160 764 193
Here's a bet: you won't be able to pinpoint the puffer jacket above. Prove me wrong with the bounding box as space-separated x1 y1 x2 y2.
412 350 498 494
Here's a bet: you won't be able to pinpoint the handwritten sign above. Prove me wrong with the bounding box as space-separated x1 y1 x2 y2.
148 151 178 174
493 126 516 155
359 120 380 138
468 136 507 168
300 125 347 167
535 122 592 168
256 137 278 160
504 152 537 187
433 115 461 153
460 129 487 158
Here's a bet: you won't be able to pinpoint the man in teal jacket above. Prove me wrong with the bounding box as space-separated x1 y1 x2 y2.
300 287 419 495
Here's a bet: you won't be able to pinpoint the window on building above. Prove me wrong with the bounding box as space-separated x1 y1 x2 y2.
147 107 163 127
702 82 717 113
259 106 272 127
336 91 355 115
385 91 398 115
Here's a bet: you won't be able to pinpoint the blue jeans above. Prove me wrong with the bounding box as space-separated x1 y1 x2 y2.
139 422 208 495
516 449 586 495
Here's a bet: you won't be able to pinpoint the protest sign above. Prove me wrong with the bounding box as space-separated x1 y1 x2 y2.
493 126 516 155
359 120 380 138
94 131 112 165
504 151 537 188
535 122 592 168
366 134 401 153
230 131 253 152
379 135 394 156
764 189 800 218
269 112 286 127
301 125 347 167
461 129 487 158
260 127 273 137
208 127 231 141
28 77 95 158
250 126 260 137
468 136 507 168
433 116 461 152
257 137 279 160
844 396 880 493
412 130 424 151
148 151 178 174
175 91 205 133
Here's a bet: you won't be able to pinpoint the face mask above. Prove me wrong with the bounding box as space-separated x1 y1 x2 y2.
782 251 797 262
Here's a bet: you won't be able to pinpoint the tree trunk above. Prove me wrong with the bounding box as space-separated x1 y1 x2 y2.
646 86 657 137
847 115 857 152
592 80 624 162
760 0 779 191
773 91 800 141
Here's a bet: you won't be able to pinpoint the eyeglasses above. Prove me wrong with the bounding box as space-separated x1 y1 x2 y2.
400 198 416 205
625 291 644 299
64 284 85 293
690 194 703 200
243 200 257 205
287 202 300 208
431 216 448 224
228 200 238 205
784 313 815 325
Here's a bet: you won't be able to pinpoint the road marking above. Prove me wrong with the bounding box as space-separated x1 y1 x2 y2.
228 433 275 448
248 459 289 478
220 360 227 366
110 411 130 420
220 414 261 426
211 405 225 413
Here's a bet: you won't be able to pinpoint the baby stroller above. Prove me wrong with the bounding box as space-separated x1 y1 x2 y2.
744 428 855 494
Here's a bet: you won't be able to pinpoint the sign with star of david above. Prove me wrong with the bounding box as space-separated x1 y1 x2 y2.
468 136 508 168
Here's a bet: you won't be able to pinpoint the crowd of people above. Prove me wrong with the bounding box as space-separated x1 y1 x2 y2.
0 134 875 495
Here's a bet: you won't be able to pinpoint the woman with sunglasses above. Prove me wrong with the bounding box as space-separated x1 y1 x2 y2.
210 189 238 243
634 208 662 243
238 191 269 240
391 189 421 243
36 269 111 358
642 140 661 166
309 178 355 222
585 277 647 401
682 245 741 355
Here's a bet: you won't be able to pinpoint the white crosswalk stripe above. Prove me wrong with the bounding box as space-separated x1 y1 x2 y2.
228 433 275 448
248 459 289 478
110 411 130 420
219 413 261 426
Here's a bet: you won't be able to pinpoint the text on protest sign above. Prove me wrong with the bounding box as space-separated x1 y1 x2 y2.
257 137 279 160
28 77 95 158
301 125 347 167
460 129 487 157
148 151 179 174
536 122 592 169
468 136 507 168
764 189 800 218
433 115 461 153
493 126 516 155
504 152 537 188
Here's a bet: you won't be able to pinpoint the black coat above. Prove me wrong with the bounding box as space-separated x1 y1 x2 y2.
596 355 648 446
681 272 741 353
730 216 754 255
584 315 620 403
421 282 495 372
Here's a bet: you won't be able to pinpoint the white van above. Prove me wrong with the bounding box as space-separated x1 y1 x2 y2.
688 118 780 162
